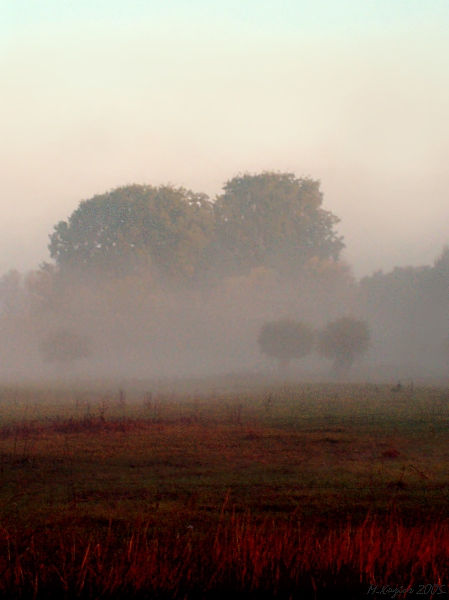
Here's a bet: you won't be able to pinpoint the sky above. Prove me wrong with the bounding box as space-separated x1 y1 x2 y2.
1 0 449 277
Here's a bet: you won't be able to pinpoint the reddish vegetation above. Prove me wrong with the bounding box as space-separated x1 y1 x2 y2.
0 512 447 598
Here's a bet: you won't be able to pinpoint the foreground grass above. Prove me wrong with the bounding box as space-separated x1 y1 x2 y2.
1 512 448 599
0 381 448 597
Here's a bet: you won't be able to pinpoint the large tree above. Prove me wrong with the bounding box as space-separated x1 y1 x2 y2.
48 173 344 283
49 185 214 280
210 172 344 276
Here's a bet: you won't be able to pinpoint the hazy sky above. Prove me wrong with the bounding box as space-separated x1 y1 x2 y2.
2 1 449 277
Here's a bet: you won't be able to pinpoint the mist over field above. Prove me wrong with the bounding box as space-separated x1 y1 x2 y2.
0 173 447 386
1 3 448 385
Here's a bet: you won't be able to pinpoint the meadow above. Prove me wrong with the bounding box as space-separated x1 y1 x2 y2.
0 380 448 598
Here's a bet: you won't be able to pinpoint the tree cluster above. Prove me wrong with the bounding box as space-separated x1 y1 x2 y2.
48 172 344 282
258 316 370 378
359 246 449 371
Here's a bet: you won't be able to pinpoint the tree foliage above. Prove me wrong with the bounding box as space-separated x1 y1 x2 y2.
49 173 344 283
318 316 370 377
359 248 449 368
49 185 214 279
258 318 314 372
432 246 449 297
211 172 344 276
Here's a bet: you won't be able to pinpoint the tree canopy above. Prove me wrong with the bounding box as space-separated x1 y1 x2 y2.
48 172 344 282
49 185 214 280
211 172 344 276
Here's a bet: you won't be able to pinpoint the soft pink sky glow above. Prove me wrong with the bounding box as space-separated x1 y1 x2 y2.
2 3 449 277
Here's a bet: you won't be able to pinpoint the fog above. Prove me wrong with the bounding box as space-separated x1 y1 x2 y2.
0 237 447 386
0 264 357 383
0 3 448 385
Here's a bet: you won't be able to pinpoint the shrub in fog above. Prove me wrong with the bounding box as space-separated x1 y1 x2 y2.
258 319 314 373
318 316 370 378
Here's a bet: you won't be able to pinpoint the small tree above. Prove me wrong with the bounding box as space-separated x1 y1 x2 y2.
258 319 314 373
40 330 92 369
318 316 370 378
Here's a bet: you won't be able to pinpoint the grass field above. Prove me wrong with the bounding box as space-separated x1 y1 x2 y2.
0 380 448 598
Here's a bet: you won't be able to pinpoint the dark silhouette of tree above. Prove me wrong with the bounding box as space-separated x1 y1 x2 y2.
258 318 314 373
319 316 370 378
431 246 449 304
434 246 449 279
210 171 344 276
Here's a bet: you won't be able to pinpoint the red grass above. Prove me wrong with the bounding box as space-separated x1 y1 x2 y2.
0 511 447 599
